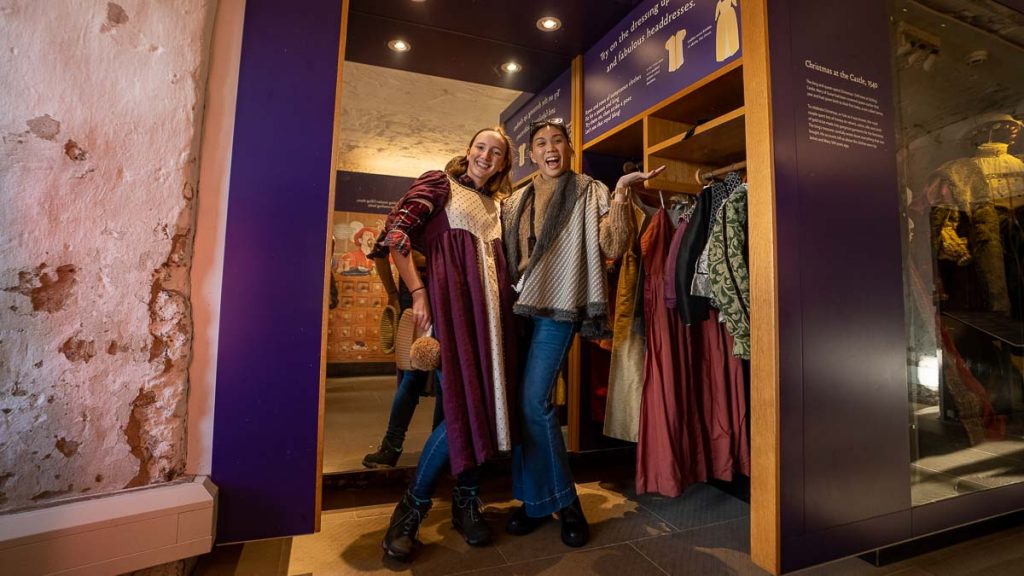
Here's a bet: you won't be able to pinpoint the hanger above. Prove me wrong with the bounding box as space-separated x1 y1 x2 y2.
659 190 665 209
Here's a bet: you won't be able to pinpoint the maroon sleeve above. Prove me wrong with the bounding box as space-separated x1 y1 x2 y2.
370 170 451 257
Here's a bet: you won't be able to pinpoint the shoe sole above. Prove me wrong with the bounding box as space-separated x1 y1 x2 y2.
362 460 397 469
381 541 414 562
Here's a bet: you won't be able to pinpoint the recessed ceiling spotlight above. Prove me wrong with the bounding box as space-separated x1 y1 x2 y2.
537 17 562 32
410 0 426 2
387 39 411 52
501 62 522 73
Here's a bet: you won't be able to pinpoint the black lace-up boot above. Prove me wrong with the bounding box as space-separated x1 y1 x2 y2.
382 492 432 562
362 439 402 468
451 485 493 546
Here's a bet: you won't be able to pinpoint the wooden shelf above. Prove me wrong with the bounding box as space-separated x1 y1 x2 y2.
647 60 745 127
579 60 746 195
646 107 746 165
581 117 644 157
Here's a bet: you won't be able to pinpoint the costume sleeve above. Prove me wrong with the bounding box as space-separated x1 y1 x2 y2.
926 176 971 266
598 181 634 260
371 171 450 257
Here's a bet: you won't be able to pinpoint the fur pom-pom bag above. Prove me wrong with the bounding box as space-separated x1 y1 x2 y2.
395 310 441 371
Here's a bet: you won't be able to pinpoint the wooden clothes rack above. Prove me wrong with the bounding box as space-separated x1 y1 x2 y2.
698 160 747 182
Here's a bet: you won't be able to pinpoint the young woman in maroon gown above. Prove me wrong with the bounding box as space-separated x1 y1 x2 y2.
373 127 520 562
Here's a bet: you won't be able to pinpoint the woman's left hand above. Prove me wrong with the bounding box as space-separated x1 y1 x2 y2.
615 165 666 192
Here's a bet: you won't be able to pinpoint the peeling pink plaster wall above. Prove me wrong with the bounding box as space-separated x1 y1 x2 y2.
0 0 216 511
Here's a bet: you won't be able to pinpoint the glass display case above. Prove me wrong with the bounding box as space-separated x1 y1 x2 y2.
893 0 1024 506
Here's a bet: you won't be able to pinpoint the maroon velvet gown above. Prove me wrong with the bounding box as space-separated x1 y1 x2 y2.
377 171 519 475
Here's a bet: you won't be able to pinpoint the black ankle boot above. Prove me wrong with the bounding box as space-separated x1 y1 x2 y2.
505 504 549 536
451 486 492 546
382 492 431 562
363 439 402 468
558 497 589 548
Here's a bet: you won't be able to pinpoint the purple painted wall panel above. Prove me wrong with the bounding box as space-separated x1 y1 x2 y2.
768 0 912 569
212 0 343 542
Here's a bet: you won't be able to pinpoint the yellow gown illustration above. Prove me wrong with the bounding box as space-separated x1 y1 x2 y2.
715 0 739 62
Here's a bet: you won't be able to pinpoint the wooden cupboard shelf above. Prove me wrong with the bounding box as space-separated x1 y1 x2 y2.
581 118 644 157
579 61 747 196
646 60 745 148
646 107 746 165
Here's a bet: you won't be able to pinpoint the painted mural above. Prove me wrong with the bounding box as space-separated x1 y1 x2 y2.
328 211 392 363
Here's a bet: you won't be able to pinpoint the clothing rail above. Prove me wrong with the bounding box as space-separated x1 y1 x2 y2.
697 160 747 183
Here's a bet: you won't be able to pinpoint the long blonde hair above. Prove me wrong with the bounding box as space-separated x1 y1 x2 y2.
445 127 514 199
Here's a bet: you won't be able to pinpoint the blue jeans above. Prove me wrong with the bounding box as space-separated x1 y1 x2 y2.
512 316 577 516
407 377 479 500
383 370 443 450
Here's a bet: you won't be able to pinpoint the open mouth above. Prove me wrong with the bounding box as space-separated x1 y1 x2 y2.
544 156 561 169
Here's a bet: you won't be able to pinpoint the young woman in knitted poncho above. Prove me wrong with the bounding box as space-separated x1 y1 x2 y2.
500 119 663 547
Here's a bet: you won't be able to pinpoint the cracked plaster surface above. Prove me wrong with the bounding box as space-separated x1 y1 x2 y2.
0 0 215 512
336 62 522 178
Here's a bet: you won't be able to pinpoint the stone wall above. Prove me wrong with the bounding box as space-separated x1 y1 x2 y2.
0 0 215 511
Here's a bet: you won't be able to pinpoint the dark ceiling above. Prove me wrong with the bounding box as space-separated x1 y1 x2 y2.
345 0 643 94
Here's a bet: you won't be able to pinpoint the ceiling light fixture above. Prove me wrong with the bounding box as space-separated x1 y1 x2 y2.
537 17 562 32
387 39 411 52
501 62 522 73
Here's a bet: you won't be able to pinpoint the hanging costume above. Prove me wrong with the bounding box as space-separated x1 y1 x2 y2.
636 207 750 497
707 184 751 359
927 142 1024 315
604 200 649 442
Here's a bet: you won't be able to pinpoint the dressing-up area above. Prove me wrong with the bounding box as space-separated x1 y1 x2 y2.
205 0 1024 574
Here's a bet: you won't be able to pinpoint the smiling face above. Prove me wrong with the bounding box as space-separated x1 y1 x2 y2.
528 125 572 180
464 130 509 188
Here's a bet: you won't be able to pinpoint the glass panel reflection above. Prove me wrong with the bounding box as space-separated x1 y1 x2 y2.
893 0 1024 506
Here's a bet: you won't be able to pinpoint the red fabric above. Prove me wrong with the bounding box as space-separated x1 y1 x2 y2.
636 210 750 497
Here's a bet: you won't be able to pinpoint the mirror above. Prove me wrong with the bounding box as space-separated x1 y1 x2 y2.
323 63 520 474
322 0 643 475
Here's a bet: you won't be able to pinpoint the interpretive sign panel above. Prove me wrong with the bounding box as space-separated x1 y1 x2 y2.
582 0 741 144
500 69 573 183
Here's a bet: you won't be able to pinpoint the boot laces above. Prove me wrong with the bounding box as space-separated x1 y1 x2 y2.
456 494 484 522
398 506 424 537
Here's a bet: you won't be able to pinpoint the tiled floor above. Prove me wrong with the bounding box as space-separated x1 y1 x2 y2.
195 472 1024 576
